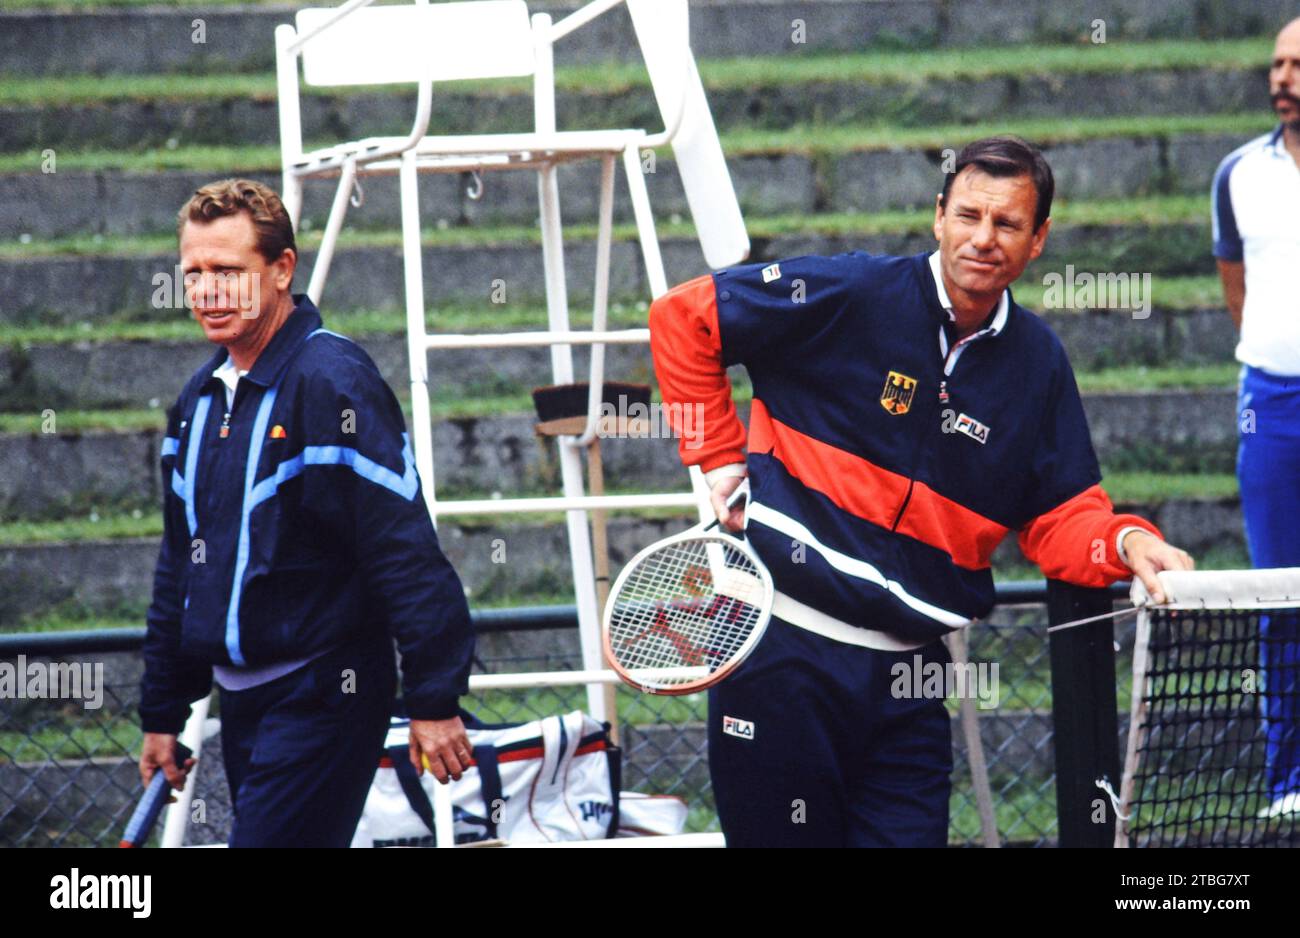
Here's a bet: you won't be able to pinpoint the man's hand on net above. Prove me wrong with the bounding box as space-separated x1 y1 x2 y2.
1123 531 1195 604
410 716 472 784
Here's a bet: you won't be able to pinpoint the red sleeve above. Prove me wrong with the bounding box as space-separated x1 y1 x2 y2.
1017 484 1163 587
648 274 748 473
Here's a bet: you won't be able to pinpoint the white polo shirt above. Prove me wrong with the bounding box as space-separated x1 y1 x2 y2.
1211 126 1300 376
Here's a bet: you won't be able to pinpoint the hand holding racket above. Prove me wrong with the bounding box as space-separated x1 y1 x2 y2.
122 740 193 848
602 481 773 695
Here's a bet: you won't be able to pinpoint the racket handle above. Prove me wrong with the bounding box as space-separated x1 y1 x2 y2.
120 741 193 848
724 478 750 510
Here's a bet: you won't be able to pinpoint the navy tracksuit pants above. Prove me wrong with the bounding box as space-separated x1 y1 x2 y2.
708 617 953 847
219 633 396 847
1237 365 1300 801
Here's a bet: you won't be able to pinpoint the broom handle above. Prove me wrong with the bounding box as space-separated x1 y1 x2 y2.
587 438 619 745
946 629 1000 847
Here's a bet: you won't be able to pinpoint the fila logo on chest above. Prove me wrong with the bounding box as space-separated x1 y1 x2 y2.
942 410 991 445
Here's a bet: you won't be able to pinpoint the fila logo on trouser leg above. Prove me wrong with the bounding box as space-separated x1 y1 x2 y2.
723 716 755 740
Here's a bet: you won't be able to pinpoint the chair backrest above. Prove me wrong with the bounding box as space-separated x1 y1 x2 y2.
296 0 536 87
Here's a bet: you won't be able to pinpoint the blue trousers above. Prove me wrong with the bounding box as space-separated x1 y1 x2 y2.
220 633 396 847
708 617 953 847
1237 365 1300 800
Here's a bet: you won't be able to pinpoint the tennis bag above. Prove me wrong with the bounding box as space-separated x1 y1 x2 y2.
352 709 625 846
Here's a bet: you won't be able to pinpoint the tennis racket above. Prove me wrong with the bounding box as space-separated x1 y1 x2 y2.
120 741 193 848
602 480 773 695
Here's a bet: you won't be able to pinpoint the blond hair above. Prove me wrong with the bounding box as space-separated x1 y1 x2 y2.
177 178 296 263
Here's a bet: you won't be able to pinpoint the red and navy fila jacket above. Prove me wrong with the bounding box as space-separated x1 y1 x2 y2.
139 297 473 734
649 251 1161 643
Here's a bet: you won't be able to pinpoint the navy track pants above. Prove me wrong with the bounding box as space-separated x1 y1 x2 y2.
219 633 396 847
708 617 953 847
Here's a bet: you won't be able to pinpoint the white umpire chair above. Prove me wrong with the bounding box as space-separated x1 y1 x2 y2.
163 0 749 849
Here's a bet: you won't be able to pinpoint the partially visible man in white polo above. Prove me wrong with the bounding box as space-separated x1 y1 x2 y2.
1211 15 1300 819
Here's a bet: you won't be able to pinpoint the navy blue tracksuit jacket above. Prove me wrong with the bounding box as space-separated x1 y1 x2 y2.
139 297 473 736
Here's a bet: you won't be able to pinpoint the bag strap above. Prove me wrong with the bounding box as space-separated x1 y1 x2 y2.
604 735 622 839
473 744 503 840
387 745 437 837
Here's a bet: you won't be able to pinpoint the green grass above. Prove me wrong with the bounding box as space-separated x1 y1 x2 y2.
0 112 1279 176
1075 363 1238 393
0 195 1211 260
950 776 1059 845
0 275 1228 351
0 613 138 634
1016 274 1228 312
467 683 704 728
0 0 282 8
723 113 1278 155
0 39 1272 106
692 39 1273 85
0 473 1242 546
0 509 161 546
1102 472 1239 503
0 494 698 545
0 360 1232 436
0 407 167 433
0 713 140 764
993 542 1249 585
0 303 645 345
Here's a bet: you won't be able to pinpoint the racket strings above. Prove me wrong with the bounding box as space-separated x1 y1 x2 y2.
608 537 766 688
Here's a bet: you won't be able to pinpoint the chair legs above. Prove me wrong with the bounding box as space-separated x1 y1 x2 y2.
622 143 669 299
536 161 612 726
399 151 438 521
306 158 357 307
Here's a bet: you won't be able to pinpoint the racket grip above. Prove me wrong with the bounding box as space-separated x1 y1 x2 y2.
724 478 750 510
120 741 193 848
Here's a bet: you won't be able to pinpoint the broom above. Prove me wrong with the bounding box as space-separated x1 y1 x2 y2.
532 381 653 744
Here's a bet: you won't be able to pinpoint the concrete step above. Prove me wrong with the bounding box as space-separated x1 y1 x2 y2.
0 62 1270 155
0 128 1265 240
0 387 1241 524
0 218 1216 321
0 488 1246 625
0 302 1237 413
2 0 1288 77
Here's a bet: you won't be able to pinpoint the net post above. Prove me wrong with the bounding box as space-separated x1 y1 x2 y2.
1047 579 1121 847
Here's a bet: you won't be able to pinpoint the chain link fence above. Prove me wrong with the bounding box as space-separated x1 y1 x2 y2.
0 588 1134 847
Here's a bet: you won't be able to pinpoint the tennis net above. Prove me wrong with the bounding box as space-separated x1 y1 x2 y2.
1118 569 1300 847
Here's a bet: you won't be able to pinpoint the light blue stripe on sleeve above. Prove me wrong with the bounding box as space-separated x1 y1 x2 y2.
247 433 419 508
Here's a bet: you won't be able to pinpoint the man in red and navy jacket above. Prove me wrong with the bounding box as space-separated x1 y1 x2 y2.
138 179 474 847
649 137 1194 847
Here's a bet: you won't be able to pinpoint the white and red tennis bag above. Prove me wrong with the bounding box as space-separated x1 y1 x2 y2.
351 710 686 846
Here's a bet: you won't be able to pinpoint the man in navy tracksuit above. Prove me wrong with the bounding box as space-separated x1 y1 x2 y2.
650 137 1195 847
137 179 474 847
